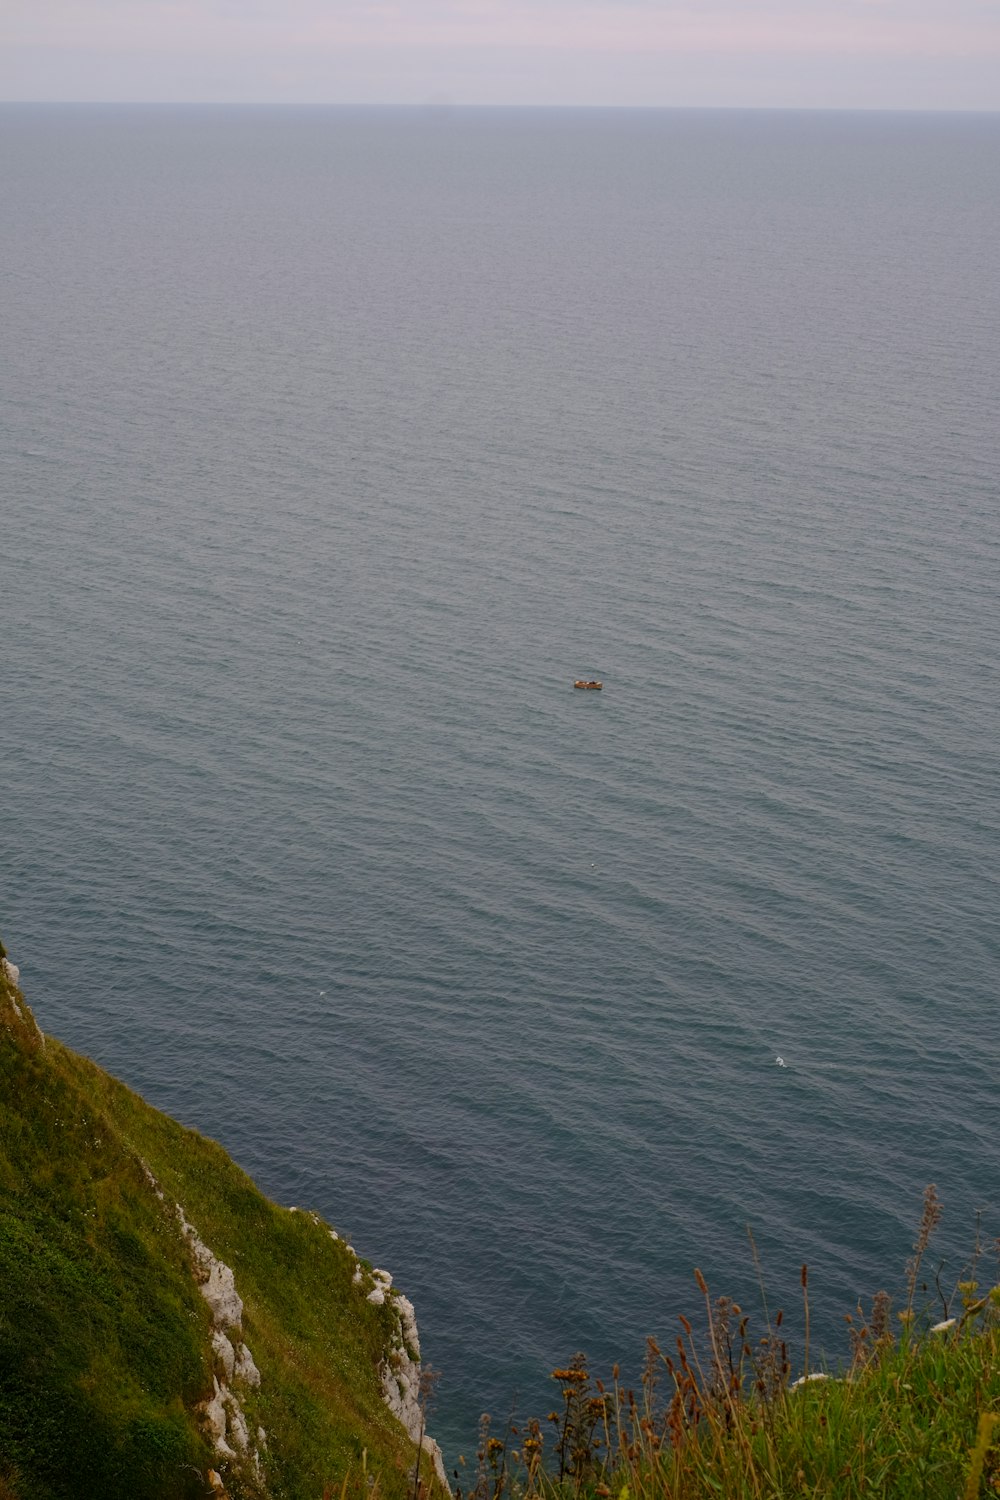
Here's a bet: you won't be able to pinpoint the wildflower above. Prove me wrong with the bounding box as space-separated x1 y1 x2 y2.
789 1372 830 1391
870 1289 892 1343
929 1319 956 1333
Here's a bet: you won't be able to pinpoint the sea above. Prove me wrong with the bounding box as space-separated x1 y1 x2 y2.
2 104 999 1462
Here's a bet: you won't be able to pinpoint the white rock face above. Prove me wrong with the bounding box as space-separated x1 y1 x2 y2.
203 1378 237 1459
1 955 43 1041
396 1296 421 1360
211 1329 259 1388
336 1235 447 1490
175 1207 265 1484
236 1342 262 1387
228 1400 250 1453
181 1215 245 1331
379 1293 448 1490
136 1168 266 1496
213 1331 237 1381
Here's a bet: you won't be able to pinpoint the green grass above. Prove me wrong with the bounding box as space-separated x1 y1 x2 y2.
465 1204 1000 1500
0 955 441 1500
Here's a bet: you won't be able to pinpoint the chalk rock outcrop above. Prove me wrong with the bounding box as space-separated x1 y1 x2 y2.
140 1157 266 1494
179 1208 265 1485
379 1289 448 1489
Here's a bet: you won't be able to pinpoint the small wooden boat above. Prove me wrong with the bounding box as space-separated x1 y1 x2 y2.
573 679 603 690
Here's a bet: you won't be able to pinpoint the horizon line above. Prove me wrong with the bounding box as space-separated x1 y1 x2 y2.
3 99 999 115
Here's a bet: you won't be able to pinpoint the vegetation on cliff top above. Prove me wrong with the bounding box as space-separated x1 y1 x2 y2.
465 1192 1000 1500
0 954 439 1500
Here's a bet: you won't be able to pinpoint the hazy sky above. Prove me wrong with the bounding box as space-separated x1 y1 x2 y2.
4 0 999 109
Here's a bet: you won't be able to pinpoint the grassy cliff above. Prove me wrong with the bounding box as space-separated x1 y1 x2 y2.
0 949 444 1500
3 934 998 1500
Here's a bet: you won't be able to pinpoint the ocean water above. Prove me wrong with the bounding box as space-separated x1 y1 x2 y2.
2 105 999 1459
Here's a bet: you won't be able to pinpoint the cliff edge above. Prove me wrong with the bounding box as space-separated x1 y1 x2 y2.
0 944 447 1500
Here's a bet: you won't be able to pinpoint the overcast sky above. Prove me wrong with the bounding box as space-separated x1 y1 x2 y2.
4 0 999 109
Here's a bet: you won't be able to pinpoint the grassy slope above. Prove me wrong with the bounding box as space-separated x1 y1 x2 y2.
0 959 435 1500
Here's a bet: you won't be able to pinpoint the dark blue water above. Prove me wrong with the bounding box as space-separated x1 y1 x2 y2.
2 105 999 1459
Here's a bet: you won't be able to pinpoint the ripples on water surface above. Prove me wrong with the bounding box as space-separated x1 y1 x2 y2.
2 105 999 1454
